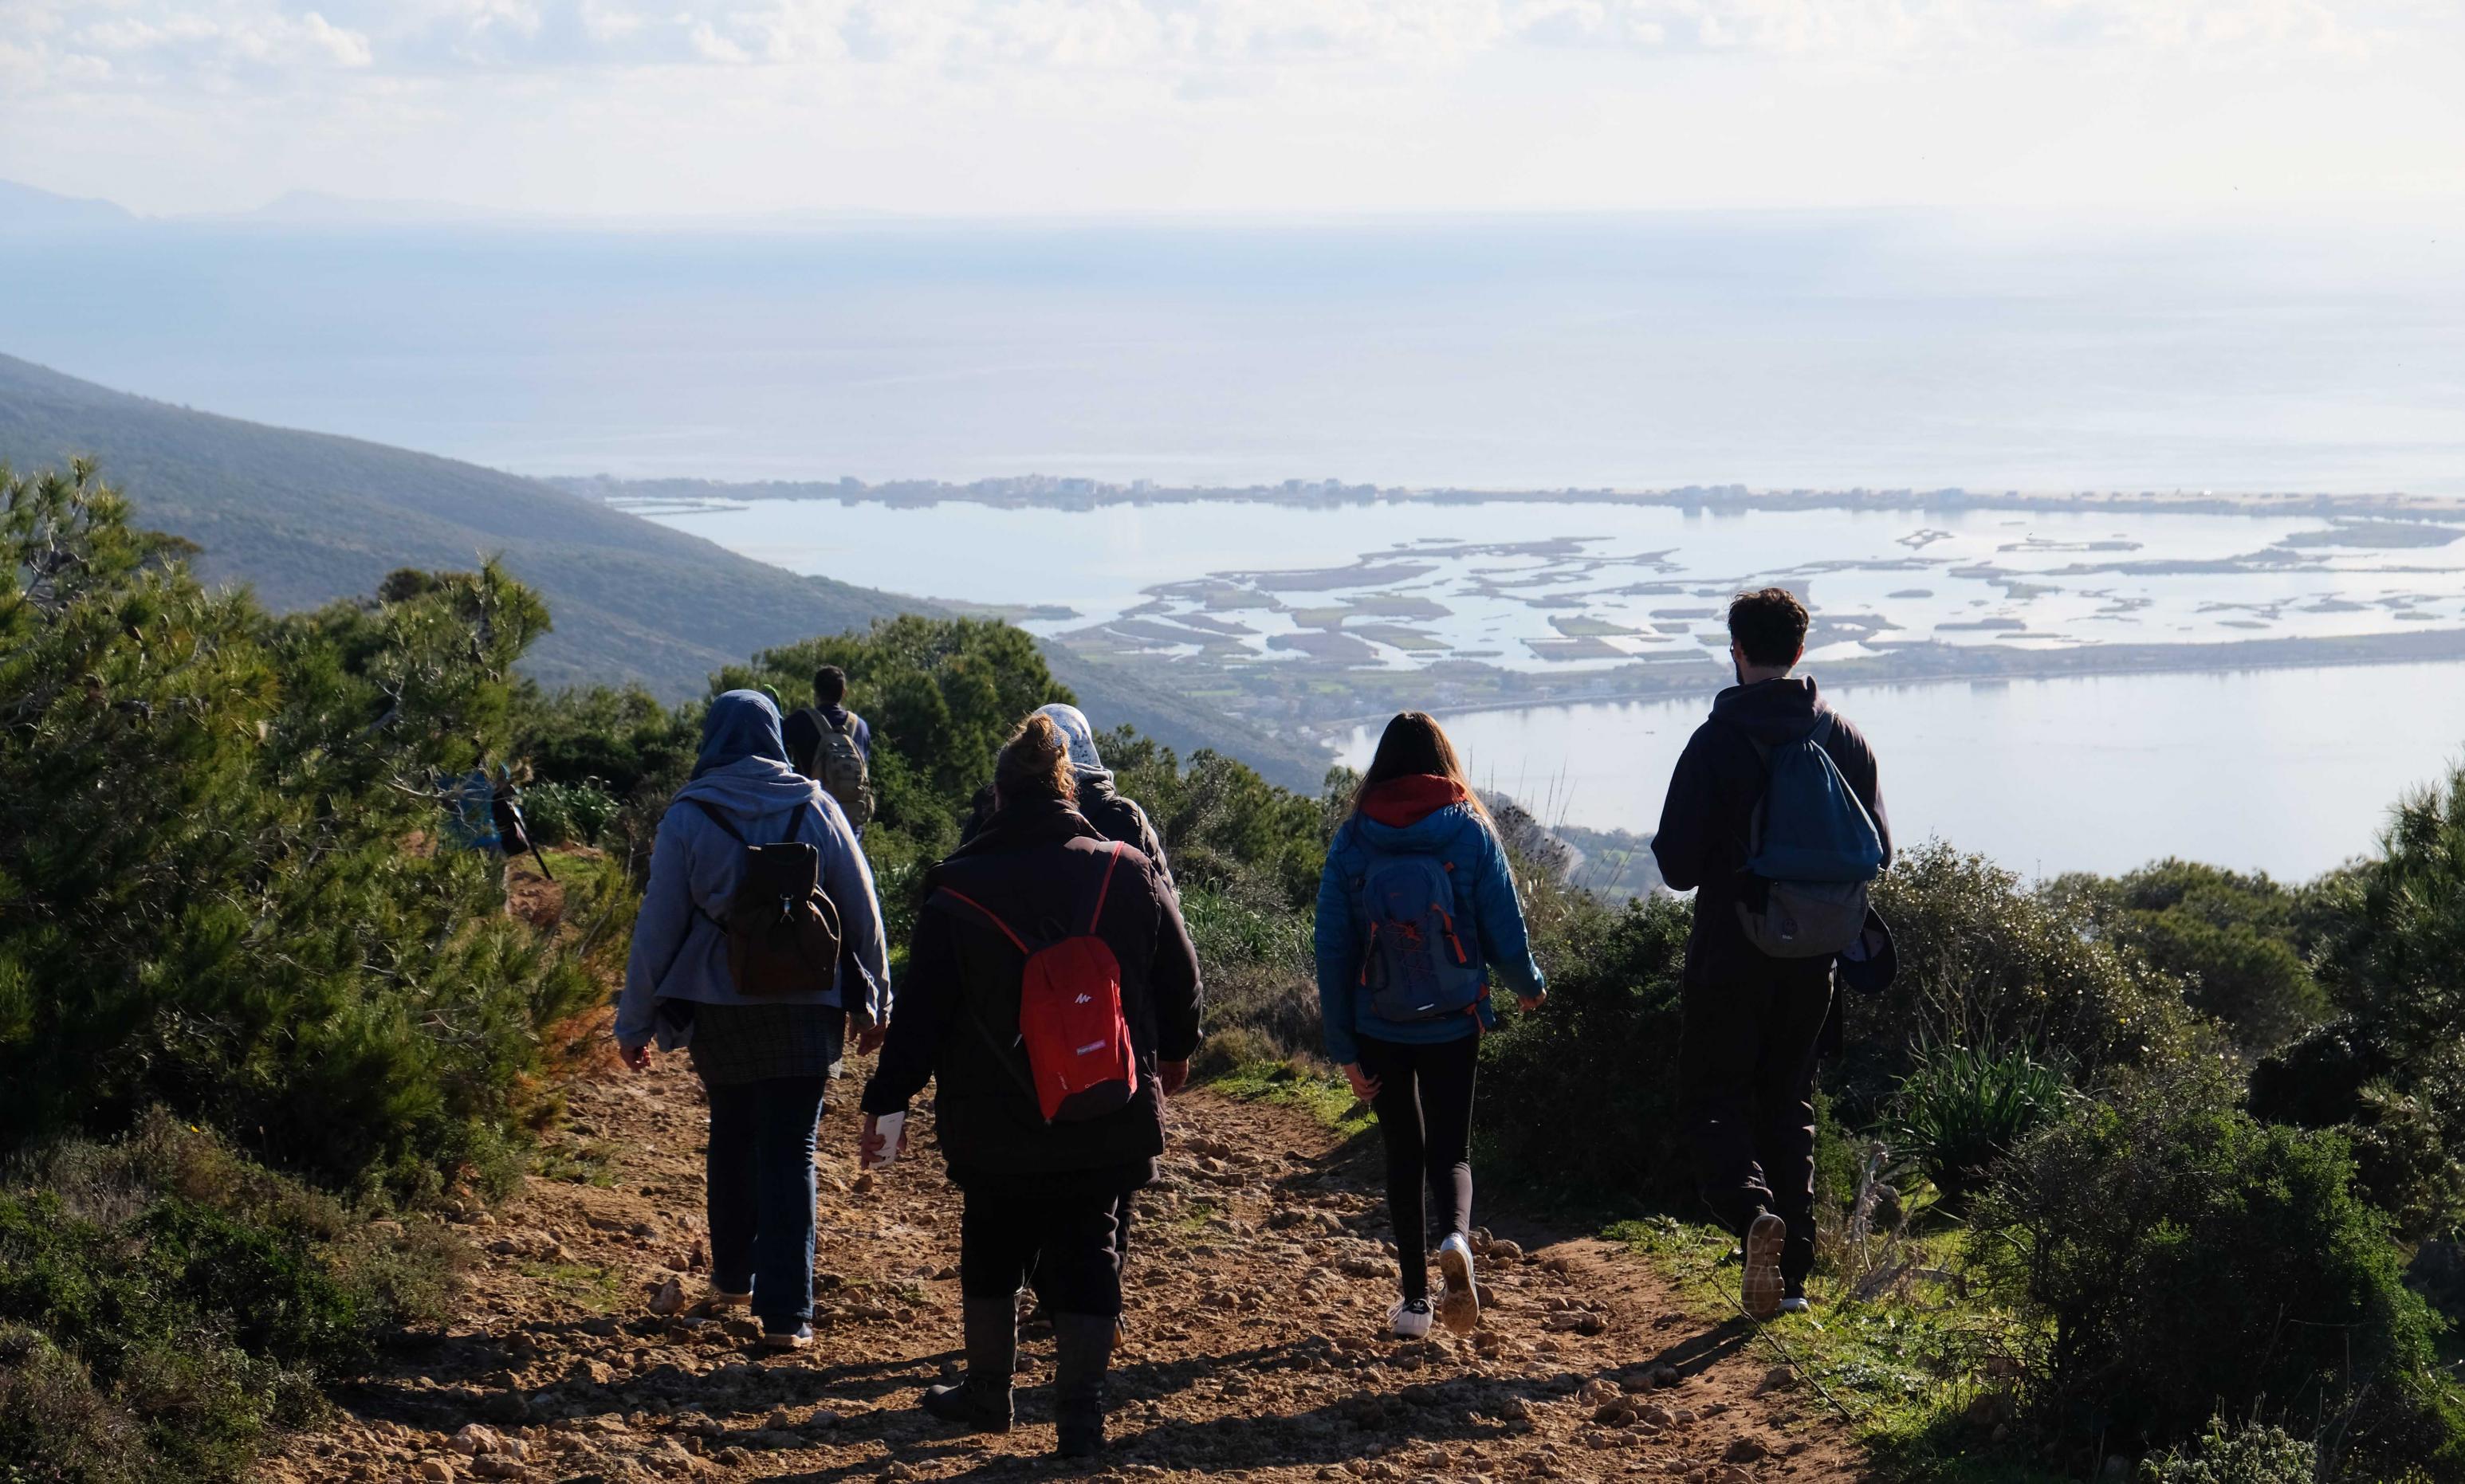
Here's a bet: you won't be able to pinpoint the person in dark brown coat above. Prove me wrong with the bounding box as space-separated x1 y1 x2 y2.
860 713 1201 1459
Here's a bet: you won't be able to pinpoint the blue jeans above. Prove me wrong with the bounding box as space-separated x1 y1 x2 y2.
704 1075 828 1332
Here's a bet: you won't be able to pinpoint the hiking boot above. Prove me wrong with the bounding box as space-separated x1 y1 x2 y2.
1437 1232 1480 1335
1743 1213 1787 1321
921 1298 1015 1433
1779 1296 1812 1317
1388 1297 1433 1340
760 1322 814 1351
1051 1312 1115 1459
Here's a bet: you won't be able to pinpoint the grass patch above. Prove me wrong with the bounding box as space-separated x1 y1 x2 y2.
1205 1060 1374 1139
519 1262 624 1313
1607 1214 2062 1484
533 1140 619 1188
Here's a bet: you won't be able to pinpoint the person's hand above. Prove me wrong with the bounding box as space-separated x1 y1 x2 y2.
856 1024 887 1056
1157 1060 1189 1098
620 1042 651 1072
1517 991 1548 1014
1341 1062 1381 1103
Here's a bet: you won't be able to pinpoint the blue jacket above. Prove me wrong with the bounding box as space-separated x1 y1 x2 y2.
1314 797 1546 1066
616 756 890 1052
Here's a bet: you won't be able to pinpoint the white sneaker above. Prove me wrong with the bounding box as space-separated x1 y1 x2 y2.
1779 1296 1811 1316
1388 1297 1433 1339
1436 1233 1480 1335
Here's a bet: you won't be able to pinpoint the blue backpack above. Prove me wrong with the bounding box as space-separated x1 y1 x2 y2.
1353 841 1488 1022
1737 715 1887 959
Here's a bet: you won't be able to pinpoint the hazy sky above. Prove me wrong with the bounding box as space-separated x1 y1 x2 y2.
3 1 2462 218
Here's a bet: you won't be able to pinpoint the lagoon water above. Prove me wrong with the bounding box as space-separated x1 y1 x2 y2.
636 493 2465 878
1340 664 2465 881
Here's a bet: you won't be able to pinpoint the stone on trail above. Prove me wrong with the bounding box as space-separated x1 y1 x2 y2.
447 1423 501 1455
647 1275 686 1317
415 1462 456 1483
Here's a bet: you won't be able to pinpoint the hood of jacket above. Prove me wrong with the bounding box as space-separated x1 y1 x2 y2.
673 755 830 825
1708 676 1830 746
1032 702 1105 774
693 689 788 779
1358 774 1472 830
1347 780 1479 854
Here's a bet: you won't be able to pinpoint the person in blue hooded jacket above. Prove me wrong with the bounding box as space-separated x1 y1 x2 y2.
617 690 890 1349
1316 711 1546 1340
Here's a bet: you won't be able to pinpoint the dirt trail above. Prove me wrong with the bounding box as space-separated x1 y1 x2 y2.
265 1055 1870 1483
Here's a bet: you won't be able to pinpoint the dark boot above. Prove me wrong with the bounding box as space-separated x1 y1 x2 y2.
1050 1312 1115 1459
922 1297 1015 1433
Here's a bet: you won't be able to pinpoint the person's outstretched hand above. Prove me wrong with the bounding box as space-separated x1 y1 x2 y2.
619 1042 651 1071
1517 991 1548 1014
856 1024 887 1056
1341 1062 1381 1103
1157 1060 1189 1097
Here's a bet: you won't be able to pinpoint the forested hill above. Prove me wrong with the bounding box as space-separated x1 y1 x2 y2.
0 352 1331 785
0 351 913 696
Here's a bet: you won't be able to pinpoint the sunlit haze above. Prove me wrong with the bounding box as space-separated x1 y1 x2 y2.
5 0 2464 218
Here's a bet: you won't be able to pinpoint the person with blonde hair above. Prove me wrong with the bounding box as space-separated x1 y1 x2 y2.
1315 711 1546 1339
861 713 1201 1458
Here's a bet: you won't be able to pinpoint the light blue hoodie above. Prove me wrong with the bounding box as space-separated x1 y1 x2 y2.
615 692 890 1053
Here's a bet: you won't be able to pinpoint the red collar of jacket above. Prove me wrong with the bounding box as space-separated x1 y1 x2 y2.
1358 774 1471 827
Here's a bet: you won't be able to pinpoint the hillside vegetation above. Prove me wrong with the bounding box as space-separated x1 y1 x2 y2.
6 463 2463 1483
0 354 1334 787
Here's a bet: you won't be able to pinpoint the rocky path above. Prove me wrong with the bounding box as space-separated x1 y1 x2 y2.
266 1055 1870 1484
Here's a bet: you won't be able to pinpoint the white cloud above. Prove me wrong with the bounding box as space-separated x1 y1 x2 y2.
0 0 2457 215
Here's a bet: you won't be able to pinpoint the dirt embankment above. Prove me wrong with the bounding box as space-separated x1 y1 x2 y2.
265 1058 1870 1483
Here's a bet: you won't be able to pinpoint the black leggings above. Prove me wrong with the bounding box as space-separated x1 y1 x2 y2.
1358 1034 1478 1301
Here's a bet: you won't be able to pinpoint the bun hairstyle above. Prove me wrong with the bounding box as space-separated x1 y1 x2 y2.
995 713 1078 810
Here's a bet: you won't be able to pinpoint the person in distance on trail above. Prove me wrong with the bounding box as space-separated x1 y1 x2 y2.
784 664 875 838
615 689 891 1351
1315 712 1547 1341
959 703 1175 893
1651 588 1890 1322
860 713 1201 1460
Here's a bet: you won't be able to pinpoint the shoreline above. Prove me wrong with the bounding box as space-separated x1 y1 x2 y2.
1291 629 2465 736
568 474 2465 523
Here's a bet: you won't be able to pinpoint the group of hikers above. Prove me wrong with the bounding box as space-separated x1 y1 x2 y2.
613 587 1892 1460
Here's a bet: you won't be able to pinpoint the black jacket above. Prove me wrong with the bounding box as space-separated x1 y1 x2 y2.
862 797 1202 1185
1651 677 1891 973
961 771 1174 894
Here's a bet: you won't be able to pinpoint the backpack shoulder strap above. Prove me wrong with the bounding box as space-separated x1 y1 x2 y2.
1082 842 1126 935
686 797 748 844
935 885 1030 955
827 712 855 738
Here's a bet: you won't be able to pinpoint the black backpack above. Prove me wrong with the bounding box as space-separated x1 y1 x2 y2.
688 800 848 1013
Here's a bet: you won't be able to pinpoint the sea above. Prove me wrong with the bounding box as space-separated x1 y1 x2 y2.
4 210 2461 878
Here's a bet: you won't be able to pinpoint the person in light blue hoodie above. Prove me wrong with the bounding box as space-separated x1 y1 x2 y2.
618 690 890 1349
1315 711 1546 1341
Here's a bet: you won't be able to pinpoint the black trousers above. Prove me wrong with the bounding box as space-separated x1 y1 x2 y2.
956 1175 1138 1318
1677 946 1834 1290
1357 1033 1479 1301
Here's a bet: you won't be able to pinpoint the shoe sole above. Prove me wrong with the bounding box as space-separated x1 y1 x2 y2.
760 1333 812 1351
1437 1243 1480 1335
1743 1214 1786 1322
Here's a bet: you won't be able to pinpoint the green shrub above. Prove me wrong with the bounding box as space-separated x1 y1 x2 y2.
1849 843 2195 1125
1979 1063 2461 1474
0 1114 456 1484
1 465 602 1196
2138 1415 2319 1484
521 779 622 847
2251 763 2465 1240
2049 860 2336 1054
1886 1042 2071 1206
1476 894 1693 1200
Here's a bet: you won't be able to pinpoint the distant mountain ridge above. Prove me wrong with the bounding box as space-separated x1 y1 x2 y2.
0 352 1330 786
0 179 137 234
